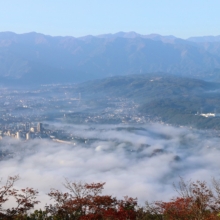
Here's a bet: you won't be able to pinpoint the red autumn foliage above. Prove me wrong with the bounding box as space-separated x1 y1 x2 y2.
155 196 219 220
0 175 39 219
146 178 220 220
1 175 220 219
47 180 137 219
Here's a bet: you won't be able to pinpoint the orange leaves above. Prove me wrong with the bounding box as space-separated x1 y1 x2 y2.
155 196 220 220
1 176 220 219
47 181 137 219
144 179 220 220
156 197 195 220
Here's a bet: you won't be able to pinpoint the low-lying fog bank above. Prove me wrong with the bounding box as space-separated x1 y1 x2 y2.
0 123 219 207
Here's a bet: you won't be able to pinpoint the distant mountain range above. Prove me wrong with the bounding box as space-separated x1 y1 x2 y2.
1 31 220 85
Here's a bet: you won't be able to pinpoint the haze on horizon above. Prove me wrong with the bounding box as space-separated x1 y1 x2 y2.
0 0 220 38
1 1 220 215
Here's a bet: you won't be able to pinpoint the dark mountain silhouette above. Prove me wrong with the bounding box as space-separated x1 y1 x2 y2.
1 31 220 85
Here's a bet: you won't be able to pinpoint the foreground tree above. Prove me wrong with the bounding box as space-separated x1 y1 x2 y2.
144 178 220 220
0 175 39 219
1 175 220 219
47 180 137 219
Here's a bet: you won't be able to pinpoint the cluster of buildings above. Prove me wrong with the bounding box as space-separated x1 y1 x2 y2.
0 122 44 140
0 121 89 145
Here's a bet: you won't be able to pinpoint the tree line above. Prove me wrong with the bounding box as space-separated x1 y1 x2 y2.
1 175 220 219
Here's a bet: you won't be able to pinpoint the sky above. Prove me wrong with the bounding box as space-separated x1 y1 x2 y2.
0 0 219 38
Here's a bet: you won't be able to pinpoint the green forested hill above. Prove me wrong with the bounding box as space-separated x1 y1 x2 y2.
78 73 219 99
77 73 220 129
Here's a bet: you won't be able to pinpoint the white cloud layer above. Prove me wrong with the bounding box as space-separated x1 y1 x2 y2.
0 123 220 208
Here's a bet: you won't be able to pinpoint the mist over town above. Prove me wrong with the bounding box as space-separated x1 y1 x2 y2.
1 1 220 219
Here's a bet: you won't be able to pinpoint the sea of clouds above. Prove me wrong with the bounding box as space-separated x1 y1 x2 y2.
0 123 220 208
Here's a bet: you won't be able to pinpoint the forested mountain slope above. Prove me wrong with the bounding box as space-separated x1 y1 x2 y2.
76 73 220 129
1 32 220 85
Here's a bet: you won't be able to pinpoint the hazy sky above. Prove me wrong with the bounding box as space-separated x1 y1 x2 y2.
0 0 219 38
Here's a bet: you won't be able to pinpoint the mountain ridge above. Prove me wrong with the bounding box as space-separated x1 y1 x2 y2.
1 31 220 85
